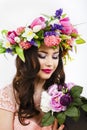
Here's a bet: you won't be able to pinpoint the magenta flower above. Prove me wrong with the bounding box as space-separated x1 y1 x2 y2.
30 17 46 32
50 92 66 112
60 17 73 35
7 31 18 44
44 35 61 47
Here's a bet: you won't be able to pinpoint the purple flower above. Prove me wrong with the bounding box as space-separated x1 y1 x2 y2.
44 31 56 37
60 94 72 106
51 24 63 31
30 39 38 47
48 84 58 96
6 48 13 53
58 85 64 91
55 9 63 19
50 92 66 112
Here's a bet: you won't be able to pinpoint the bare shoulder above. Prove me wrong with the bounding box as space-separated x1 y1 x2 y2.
0 108 14 130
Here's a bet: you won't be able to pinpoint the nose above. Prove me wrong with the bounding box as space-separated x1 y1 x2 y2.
45 57 53 66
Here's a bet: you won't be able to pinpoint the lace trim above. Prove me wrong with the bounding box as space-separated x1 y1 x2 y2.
0 85 16 112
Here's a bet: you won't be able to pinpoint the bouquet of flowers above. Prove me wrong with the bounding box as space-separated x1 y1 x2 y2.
40 83 87 126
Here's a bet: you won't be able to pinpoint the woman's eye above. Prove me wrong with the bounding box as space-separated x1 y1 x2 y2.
38 53 46 59
52 54 59 59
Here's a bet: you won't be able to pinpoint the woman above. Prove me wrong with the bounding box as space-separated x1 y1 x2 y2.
0 9 86 130
0 44 65 130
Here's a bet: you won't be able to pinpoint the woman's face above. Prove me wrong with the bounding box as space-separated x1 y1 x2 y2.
37 45 59 80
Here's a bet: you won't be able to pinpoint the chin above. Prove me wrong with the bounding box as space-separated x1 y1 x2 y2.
40 73 52 80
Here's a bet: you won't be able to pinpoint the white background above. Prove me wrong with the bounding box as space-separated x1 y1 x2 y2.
0 0 87 97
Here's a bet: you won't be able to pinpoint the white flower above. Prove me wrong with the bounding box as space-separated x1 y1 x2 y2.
14 36 20 43
22 27 36 41
33 25 42 32
40 91 51 112
1 39 12 48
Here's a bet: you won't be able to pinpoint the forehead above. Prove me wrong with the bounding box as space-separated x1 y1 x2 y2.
38 44 59 52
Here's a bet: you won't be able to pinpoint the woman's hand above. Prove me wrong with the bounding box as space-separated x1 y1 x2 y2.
52 119 64 130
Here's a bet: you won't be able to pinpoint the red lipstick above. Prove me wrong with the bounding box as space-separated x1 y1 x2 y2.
42 69 52 74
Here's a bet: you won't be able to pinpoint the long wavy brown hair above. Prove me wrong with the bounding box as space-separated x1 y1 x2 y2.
13 46 65 125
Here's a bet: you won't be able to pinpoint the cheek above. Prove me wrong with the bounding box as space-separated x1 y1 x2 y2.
38 59 44 68
54 60 59 69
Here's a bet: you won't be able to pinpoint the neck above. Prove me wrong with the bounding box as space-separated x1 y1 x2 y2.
34 78 46 92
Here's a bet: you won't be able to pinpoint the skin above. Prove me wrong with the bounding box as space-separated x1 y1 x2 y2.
0 45 64 130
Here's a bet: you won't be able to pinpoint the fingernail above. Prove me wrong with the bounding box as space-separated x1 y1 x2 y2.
61 124 65 129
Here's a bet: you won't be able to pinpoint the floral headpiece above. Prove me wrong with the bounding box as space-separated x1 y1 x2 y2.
0 9 85 62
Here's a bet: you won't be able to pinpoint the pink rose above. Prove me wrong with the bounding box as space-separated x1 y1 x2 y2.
20 41 31 49
60 17 73 35
30 17 46 31
48 84 58 96
7 31 18 44
44 35 61 47
16 27 25 35
50 92 66 112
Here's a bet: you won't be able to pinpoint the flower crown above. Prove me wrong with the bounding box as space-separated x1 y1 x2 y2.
0 9 85 62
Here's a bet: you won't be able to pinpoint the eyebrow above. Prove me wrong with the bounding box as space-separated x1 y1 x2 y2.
38 51 59 54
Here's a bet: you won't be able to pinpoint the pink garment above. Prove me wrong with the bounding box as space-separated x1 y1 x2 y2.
0 84 52 130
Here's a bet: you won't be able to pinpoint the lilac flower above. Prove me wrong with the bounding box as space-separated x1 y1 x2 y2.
66 82 75 91
44 31 56 37
51 24 63 31
30 39 38 47
55 9 63 19
6 48 13 53
58 85 64 91
48 84 58 96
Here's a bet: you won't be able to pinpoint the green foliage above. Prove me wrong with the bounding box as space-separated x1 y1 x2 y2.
15 46 25 62
70 86 83 98
42 112 55 126
56 112 66 124
76 37 86 44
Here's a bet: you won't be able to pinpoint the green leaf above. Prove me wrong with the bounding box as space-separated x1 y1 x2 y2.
62 13 67 18
15 46 25 62
35 40 41 48
42 112 55 126
73 97 83 106
76 37 86 44
81 104 87 112
0 47 6 53
65 106 79 117
56 112 66 125
70 86 83 98
1 30 8 36
72 109 80 121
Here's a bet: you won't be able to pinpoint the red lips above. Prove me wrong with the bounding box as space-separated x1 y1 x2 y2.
42 69 52 74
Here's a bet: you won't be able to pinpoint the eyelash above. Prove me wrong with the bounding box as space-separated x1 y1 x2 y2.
38 54 59 59
38 54 46 59
52 56 59 59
